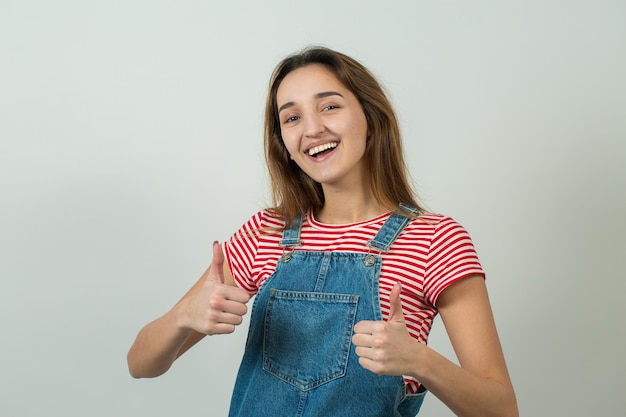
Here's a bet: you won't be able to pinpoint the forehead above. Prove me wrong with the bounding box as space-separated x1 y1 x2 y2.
276 64 349 104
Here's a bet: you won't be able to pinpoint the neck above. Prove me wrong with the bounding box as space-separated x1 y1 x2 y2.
316 185 394 224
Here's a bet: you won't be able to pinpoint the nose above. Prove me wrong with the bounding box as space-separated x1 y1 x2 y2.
303 113 325 138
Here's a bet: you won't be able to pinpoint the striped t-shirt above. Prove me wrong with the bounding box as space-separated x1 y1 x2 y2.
223 208 484 394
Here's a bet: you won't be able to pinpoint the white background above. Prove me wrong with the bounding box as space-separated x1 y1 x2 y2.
1 1 625 416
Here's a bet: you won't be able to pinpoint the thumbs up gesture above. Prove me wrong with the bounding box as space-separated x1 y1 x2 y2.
178 242 251 335
352 283 420 376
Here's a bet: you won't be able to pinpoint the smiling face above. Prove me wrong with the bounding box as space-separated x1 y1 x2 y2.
276 64 369 189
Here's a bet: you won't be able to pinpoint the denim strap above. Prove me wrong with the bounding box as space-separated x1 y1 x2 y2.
279 213 304 248
367 203 419 252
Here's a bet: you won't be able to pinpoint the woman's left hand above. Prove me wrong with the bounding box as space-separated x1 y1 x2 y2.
352 283 422 376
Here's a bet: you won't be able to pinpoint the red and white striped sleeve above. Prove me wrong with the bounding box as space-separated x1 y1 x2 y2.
222 211 265 294
423 217 485 306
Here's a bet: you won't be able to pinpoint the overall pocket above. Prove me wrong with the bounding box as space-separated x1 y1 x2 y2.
262 289 359 391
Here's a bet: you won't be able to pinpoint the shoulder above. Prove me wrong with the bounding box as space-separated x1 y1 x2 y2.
225 209 286 254
402 212 470 239
407 212 474 237
418 214 478 260
234 208 286 233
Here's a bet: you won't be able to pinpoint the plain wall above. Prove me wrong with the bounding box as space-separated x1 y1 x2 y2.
1 1 625 415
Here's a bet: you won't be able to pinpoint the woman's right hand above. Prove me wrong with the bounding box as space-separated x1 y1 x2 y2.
177 242 252 335
128 241 251 378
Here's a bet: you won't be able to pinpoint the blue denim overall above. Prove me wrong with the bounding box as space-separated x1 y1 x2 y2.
228 205 427 416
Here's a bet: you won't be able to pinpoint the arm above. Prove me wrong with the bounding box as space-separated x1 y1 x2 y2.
127 242 251 378
415 276 517 416
352 276 518 417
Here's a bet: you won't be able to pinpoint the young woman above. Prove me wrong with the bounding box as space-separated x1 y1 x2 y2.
127 47 518 417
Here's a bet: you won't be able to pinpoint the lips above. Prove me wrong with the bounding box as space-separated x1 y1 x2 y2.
306 141 338 157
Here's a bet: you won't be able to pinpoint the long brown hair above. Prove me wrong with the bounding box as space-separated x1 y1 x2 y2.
265 46 423 225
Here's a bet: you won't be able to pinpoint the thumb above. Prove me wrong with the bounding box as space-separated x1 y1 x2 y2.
208 241 225 284
387 282 405 323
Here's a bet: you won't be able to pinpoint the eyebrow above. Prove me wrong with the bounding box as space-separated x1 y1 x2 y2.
278 91 344 113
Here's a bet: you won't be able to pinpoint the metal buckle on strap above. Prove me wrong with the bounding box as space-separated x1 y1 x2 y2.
281 248 293 263
364 242 377 267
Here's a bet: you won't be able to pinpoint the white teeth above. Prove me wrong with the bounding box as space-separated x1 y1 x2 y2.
308 142 338 156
